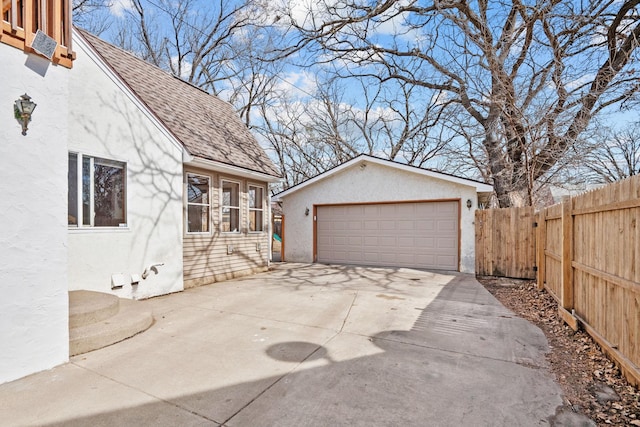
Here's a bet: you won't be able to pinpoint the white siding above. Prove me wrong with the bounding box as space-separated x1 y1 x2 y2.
67 37 185 299
0 45 70 383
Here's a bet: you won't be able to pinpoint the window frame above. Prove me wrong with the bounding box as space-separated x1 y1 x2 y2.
247 183 266 233
220 178 241 234
185 172 212 235
68 152 127 229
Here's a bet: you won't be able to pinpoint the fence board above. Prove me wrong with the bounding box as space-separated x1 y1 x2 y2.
475 207 536 279
538 174 640 386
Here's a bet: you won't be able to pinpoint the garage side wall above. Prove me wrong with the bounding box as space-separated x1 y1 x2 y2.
281 163 478 273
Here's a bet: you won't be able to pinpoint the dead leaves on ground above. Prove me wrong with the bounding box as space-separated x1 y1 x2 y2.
478 276 640 426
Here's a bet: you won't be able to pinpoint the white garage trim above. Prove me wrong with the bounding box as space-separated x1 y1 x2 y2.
313 199 461 271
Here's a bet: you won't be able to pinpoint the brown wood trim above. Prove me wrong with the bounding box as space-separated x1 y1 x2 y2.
313 198 461 208
312 205 317 263
457 198 461 272
2 0 74 68
281 214 285 262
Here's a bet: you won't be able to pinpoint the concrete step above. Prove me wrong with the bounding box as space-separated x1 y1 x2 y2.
69 294 153 357
69 290 119 329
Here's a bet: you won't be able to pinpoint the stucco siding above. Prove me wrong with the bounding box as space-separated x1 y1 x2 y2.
282 162 478 273
0 45 70 383
67 38 184 299
183 168 270 287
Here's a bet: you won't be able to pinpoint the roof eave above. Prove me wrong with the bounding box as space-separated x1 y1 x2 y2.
274 154 493 199
184 153 281 183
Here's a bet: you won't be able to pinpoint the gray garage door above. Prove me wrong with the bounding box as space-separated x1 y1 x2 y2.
316 201 459 270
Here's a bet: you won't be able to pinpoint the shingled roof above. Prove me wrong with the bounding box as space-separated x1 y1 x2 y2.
76 28 280 178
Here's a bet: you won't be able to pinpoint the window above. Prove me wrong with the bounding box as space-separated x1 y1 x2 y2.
186 173 210 233
221 180 240 232
2 0 74 68
68 153 126 227
248 185 264 232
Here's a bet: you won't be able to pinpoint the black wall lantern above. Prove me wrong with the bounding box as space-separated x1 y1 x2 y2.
14 93 37 136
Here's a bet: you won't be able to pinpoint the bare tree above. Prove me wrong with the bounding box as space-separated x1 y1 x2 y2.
276 0 640 206
102 0 288 129
253 73 451 189
582 119 640 183
72 0 113 34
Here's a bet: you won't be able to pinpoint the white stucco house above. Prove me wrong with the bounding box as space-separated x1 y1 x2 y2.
1 0 74 384
1 7 279 383
274 155 493 274
70 29 281 298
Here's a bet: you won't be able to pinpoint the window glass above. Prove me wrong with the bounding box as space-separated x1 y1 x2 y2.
221 180 240 232
187 174 210 233
248 185 264 232
94 159 125 226
68 153 126 227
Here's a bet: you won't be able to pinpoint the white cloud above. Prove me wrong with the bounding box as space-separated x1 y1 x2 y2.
109 0 134 17
170 56 193 80
566 74 596 90
431 90 450 106
275 70 318 98
372 0 413 36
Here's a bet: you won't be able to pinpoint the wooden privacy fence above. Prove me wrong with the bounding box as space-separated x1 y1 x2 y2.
537 174 640 385
475 207 536 279
475 176 640 385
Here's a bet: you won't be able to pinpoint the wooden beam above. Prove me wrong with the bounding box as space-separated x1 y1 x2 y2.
558 306 579 331
10 0 18 31
578 315 640 387
561 196 574 311
537 209 547 290
572 197 640 216
281 214 285 262
572 261 640 294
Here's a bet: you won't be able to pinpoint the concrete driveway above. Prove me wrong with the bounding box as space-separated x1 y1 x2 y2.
0 264 565 426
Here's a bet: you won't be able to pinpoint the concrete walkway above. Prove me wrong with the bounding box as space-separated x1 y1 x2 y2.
0 264 565 426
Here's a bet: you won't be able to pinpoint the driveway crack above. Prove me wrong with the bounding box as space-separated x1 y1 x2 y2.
339 291 358 333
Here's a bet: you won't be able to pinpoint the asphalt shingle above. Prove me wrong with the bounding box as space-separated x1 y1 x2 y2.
77 28 280 178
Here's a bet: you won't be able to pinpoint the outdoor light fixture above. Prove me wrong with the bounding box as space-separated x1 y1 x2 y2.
14 93 37 135
305 207 310 216
466 199 473 210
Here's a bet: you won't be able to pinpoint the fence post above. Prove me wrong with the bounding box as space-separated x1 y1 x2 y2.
560 196 578 330
536 210 546 290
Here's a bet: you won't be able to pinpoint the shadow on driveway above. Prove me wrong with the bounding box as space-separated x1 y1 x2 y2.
1 264 565 426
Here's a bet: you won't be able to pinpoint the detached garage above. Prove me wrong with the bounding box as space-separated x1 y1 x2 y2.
273 155 493 273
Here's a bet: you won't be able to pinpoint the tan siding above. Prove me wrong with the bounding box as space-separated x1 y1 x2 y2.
183 167 270 287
